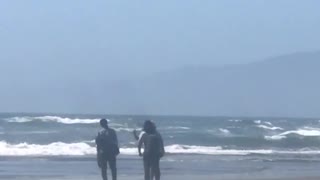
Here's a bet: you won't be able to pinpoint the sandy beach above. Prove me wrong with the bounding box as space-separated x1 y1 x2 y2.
3 174 320 180
1 155 320 180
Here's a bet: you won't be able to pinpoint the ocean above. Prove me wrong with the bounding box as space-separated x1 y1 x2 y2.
1 113 320 180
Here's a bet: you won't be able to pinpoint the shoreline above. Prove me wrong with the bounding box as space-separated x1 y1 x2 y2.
3 175 320 180
1 156 320 180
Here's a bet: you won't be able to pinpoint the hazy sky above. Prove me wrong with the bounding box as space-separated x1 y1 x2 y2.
1 0 320 79
0 1 320 115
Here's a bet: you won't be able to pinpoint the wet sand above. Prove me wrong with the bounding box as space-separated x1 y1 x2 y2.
1 155 320 180
5 175 320 180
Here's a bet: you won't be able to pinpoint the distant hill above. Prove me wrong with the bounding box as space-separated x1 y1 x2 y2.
1 51 320 117
99 51 320 117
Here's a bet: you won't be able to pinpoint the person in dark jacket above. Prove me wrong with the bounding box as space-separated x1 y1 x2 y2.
96 119 119 180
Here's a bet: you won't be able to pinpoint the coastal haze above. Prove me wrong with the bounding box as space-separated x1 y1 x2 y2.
1 0 320 117
1 1 320 180
1 52 320 117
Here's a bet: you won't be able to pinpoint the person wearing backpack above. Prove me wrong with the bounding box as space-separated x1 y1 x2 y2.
96 119 120 180
138 120 165 180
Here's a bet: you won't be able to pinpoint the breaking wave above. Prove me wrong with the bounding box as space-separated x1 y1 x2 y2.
265 128 320 140
166 126 191 130
114 127 135 132
254 120 262 124
0 141 95 156
257 125 284 131
1 141 320 157
219 128 230 134
6 116 101 124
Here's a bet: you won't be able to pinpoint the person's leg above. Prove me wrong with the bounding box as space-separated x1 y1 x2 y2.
150 157 155 180
108 157 117 180
101 159 108 180
151 157 160 180
143 157 151 180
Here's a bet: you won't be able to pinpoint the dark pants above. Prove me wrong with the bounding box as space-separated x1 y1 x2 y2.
143 156 161 180
98 154 117 180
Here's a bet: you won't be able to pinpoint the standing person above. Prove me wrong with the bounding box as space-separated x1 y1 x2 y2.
138 120 165 180
133 122 155 180
96 119 120 180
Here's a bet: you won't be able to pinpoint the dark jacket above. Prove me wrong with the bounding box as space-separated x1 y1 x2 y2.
96 128 119 157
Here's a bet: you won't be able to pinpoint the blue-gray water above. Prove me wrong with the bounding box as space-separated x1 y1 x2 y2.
1 113 320 179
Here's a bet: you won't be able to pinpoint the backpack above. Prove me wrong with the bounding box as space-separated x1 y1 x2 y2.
96 129 119 157
144 133 162 158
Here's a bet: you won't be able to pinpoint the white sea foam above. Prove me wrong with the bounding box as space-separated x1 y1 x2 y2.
254 120 283 131
264 135 287 141
280 129 320 136
109 123 125 127
264 122 273 126
83 139 95 143
228 119 242 122
1 141 319 156
254 120 262 124
9 131 59 135
254 120 274 126
0 141 96 156
36 116 101 124
265 128 320 140
114 127 135 132
166 126 191 130
304 127 320 131
6 117 33 123
6 116 101 124
257 125 284 131
219 128 230 134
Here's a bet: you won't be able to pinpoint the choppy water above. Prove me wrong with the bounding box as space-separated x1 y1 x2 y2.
1 113 320 157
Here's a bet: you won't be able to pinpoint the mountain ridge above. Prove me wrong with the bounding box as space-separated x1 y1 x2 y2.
1 51 319 117
96 51 320 117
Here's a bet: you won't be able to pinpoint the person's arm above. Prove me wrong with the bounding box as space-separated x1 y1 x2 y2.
95 133 102 167
133 129 139 140
95 133 101 152
108 129 120 156
159 134 165 157
138 133 145 156
112 129 118 146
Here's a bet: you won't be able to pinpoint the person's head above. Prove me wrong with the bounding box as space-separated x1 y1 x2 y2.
143 120 156 134
100 119 108 129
